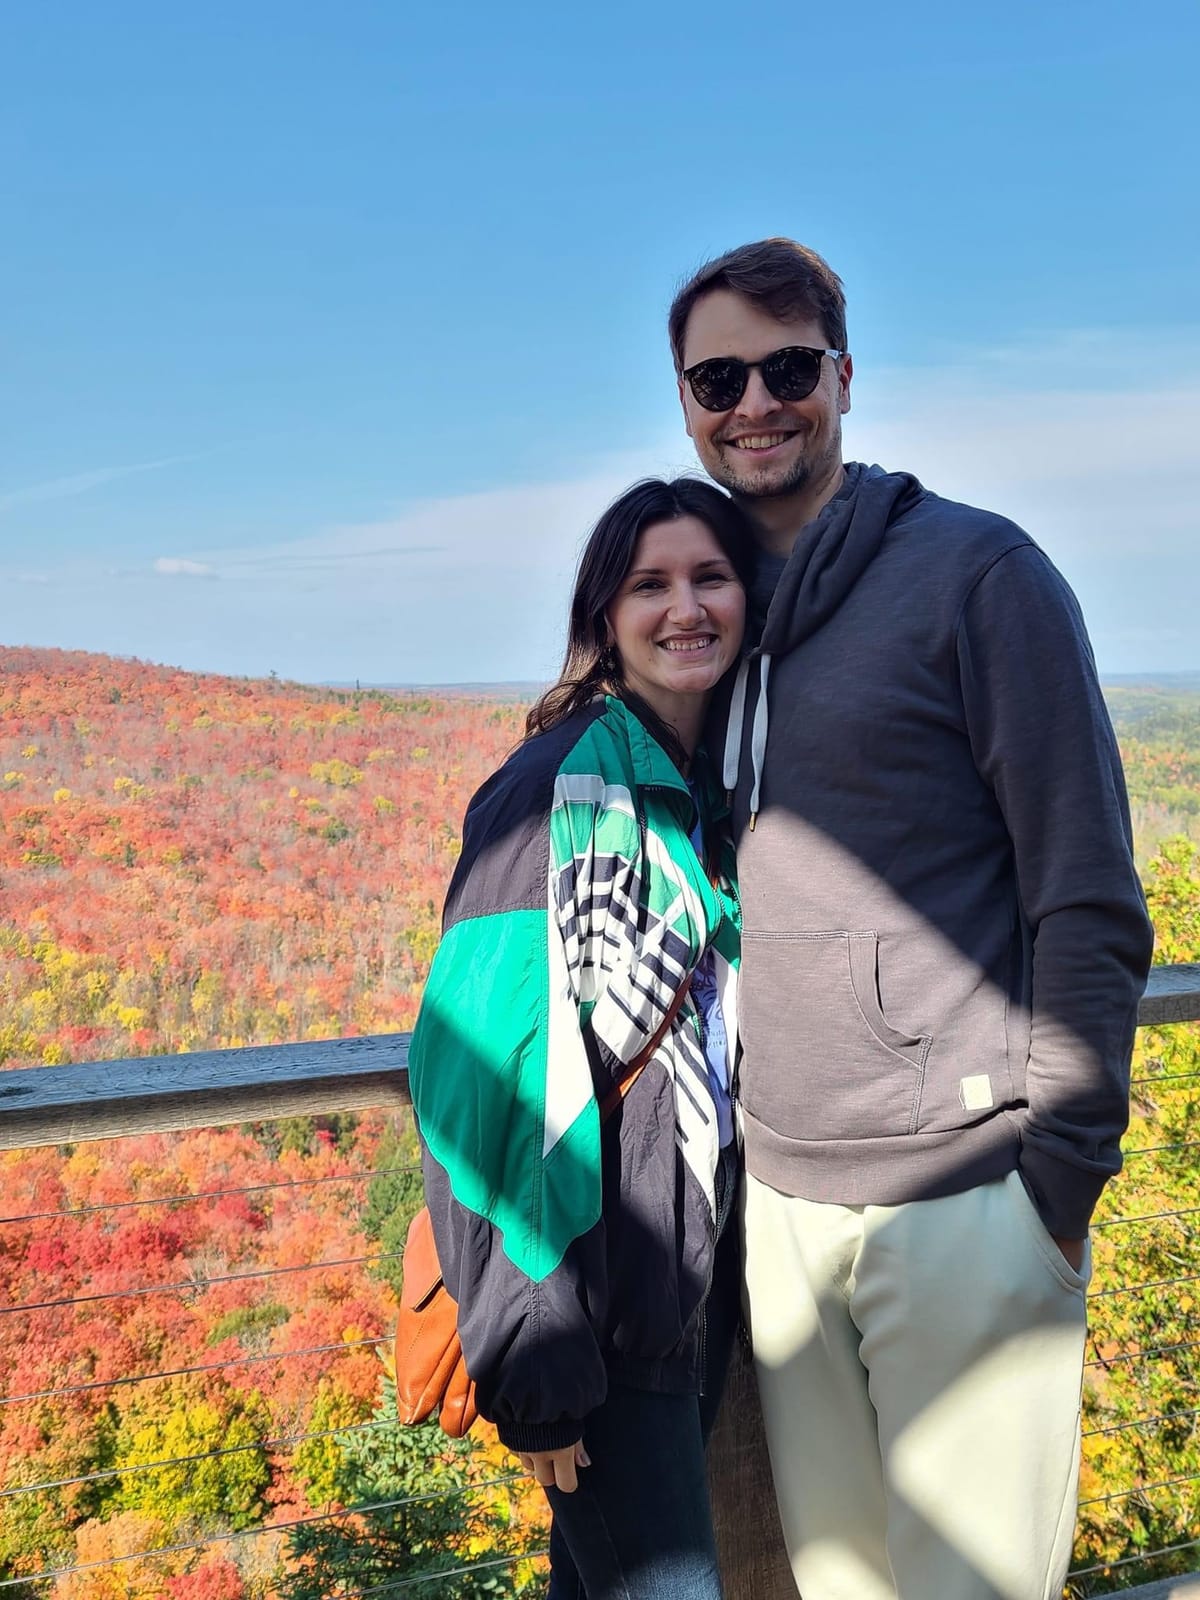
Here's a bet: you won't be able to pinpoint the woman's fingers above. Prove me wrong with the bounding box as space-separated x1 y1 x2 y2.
517 1443 588 1493
552 1445 579 1493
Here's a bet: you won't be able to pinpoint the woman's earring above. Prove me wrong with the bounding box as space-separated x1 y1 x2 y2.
602 645 618 675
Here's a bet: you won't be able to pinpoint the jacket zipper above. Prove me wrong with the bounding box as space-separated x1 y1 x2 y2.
697 1304 708 1397
639 776 721 1397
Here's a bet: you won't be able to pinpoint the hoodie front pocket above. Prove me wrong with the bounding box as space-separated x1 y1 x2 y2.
739 931 931 1142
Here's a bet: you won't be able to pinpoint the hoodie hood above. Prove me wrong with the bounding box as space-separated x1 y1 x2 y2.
724 463 926 822
760 463 925 656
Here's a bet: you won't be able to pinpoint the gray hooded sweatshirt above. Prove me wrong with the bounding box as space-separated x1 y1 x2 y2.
723 463 1154 1238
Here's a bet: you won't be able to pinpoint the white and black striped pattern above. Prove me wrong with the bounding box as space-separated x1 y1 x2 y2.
550 773 721 1220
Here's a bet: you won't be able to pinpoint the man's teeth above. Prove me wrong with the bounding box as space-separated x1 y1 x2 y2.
661 638 714 652
733 434 790 449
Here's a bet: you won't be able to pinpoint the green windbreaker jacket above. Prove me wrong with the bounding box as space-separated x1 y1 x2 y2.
409 696 740 1453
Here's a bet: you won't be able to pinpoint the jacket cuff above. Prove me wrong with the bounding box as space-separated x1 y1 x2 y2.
496 1417 585 1455
1018 1146 1110 1239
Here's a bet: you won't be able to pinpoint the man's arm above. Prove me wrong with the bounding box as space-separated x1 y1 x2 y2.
957 544 1155 1238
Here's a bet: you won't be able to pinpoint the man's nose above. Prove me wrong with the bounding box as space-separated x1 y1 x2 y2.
733 366 780 421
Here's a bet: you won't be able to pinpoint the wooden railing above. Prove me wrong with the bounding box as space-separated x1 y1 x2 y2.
2 962 1199 1600
4 965 1197 1154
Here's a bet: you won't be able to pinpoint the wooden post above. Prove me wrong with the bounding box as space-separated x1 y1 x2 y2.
708 1336 795 1597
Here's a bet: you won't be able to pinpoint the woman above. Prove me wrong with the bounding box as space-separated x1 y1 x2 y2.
408 477 753 1599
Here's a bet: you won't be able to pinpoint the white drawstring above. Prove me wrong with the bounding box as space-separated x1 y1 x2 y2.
748 655 771 829
722 654 772 829
723 658 751 798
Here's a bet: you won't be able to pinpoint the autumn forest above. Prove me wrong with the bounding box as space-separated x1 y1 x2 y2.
1 645 1198 1597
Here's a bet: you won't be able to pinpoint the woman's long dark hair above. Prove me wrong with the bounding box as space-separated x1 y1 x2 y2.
525 477 756 762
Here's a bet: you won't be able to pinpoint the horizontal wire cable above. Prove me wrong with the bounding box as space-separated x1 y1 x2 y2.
1075 1529 1200 1580
1092 1203 1200 1230
1 1248 403 1317
1079 1469 1200 1508
1123 1139 1200 1158
0 1164 421 1226
1131 1069 1200 1087
1084 1405 1200 1441
334 1550 549 1599
0 1478 530 1585
1 1332 388 1406
3 1465 524 1523
1069 1533 1200 1579
1089 1271 1200 1301
1086 1335 1200 1370
1 1416 394 1498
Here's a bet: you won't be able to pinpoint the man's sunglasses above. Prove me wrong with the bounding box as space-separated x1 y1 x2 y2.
682 345 845 413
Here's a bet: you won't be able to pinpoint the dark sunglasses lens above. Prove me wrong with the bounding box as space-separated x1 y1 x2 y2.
687 359 747 412
762 347 823 401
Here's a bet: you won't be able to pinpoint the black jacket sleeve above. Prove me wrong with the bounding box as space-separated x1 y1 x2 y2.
420 1136 610 1453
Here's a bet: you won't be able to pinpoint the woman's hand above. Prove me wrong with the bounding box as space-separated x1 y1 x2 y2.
517 1440 591 1493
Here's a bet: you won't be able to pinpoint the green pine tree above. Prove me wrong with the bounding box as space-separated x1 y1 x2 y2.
280 1379 533 1600
360 1114 426 1296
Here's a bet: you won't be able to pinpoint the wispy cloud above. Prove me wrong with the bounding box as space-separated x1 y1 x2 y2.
4 331 1198 680
210 543 447 575
918 326 1200 386
154 557 218 579
0 455 192 513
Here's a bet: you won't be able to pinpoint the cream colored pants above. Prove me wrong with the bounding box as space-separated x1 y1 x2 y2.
742 1169 1090 1600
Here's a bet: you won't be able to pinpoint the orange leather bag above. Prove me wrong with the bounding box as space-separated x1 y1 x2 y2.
395 1204 479 1436
396 974 693 1438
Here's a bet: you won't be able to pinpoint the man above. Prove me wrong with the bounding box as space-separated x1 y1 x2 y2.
668 239 1154 1600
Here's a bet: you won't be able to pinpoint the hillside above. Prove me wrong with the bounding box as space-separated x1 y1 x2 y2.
2 647 1195 1073
1105 683 1200 867
1 647 1198 1596
0 647 525 1070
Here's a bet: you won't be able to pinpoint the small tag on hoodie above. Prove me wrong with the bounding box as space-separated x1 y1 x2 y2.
959 1074 994 1111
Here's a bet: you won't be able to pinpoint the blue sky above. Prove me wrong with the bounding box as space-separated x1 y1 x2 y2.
2 1 1198 683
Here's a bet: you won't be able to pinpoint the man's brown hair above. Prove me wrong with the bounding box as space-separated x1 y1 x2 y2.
667 238 848 373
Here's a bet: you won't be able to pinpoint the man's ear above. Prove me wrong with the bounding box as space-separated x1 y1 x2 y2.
678 376 694 440
838 354 853 416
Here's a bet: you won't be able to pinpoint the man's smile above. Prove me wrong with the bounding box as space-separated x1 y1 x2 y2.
724 432 797 452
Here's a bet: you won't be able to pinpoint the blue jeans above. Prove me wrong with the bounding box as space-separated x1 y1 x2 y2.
544 1160 740 1600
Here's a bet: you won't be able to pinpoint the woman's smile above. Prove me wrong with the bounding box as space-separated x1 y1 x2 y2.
658 633 718 652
